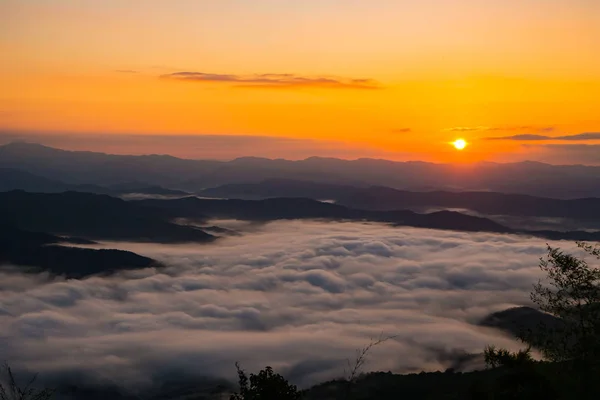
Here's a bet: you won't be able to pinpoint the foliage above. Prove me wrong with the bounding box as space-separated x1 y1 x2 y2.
482 241 600 399
230 363 301 400
483 346 534 369
0 364 53 400
526 242 600 362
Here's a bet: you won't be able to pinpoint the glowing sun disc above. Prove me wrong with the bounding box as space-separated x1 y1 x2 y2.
453 139 467 150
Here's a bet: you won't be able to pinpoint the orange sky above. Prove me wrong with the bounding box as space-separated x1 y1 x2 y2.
1 0 599 163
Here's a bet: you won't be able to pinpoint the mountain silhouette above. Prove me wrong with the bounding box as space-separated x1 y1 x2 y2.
135 196 600 240
198 179 600 222
135 197 514 233
0 191 214 243
2 142 599 198
0 225 157 278
0 168 188 196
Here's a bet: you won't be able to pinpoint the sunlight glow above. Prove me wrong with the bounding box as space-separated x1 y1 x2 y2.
453 139 467 150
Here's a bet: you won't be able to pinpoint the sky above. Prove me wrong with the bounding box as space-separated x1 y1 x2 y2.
1 0 600 163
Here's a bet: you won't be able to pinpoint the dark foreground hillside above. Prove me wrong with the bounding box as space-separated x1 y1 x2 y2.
16 362 591 400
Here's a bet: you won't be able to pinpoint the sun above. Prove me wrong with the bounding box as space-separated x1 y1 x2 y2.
452 139 467 150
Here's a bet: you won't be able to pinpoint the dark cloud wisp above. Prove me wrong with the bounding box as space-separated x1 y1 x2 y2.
446 126 556 133
485 132 600 141
444 126 489 132
161 72 382 89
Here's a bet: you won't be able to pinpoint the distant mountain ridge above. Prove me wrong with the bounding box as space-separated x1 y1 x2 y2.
134 196 512 233
197 179 600 222
2 142 599 198
134 196 600 241
0 168 188 196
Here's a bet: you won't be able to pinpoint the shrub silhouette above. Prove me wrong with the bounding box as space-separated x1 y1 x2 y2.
230 363 301 400
0 363 53 400
484 346 534 369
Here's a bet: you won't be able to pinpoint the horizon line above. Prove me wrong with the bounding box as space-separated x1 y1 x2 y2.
1 140 598 168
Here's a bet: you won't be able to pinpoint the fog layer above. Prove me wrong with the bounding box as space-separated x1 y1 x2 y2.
0 221 558 389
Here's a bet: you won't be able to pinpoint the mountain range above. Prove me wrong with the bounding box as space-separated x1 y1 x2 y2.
2 142 600 198
0 168 188 196
2 141 600 277
135 196 513 233
5 165 599 228
135 196 600 241
1 188 599 248
197 179 600 224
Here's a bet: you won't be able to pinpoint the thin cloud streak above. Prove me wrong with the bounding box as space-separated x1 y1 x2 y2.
161 72 382 89
444 126 490 132
485 132 600 141
446 126 556 133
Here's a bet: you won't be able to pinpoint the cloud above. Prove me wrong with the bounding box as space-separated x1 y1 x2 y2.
486 134 556 141
485 126 556 133
0 220 561 394
485 132 600 141
161 72 381 89
446 126 557 134
115 70 139 74
444 126 490 132
391 128 412 133
536 126 556 133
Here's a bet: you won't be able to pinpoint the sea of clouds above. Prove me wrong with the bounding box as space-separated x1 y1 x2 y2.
0 220 568 391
